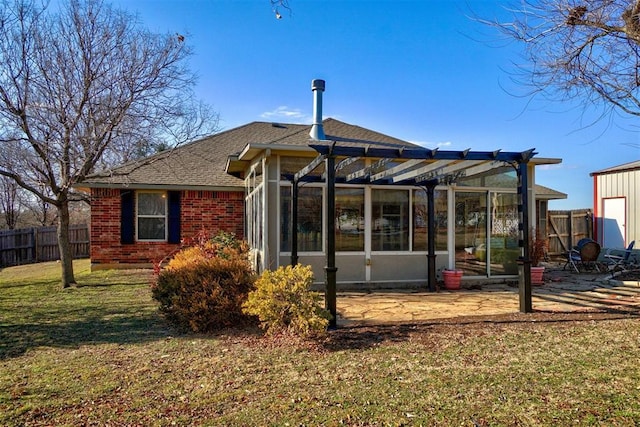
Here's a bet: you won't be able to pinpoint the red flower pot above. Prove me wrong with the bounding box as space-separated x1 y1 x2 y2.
442 269 463 290
531 266 545 285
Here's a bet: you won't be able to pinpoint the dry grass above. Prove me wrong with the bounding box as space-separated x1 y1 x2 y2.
1 260 640 426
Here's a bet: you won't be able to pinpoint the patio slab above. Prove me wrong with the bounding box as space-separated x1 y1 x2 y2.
333 263 640 325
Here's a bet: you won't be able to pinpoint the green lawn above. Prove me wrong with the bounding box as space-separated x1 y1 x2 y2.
1 260 640 426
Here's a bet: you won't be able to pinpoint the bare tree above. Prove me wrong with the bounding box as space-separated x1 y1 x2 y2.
0 175 21 229
482 0 640 121
21 186 57 227
0 0 218 288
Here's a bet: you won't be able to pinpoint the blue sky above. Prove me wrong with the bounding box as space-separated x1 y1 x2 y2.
111 0 640 210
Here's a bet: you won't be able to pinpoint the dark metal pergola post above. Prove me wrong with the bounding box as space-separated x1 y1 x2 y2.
325 153 338 329
291 178 299 266
425 180 437 292
518 160 533 313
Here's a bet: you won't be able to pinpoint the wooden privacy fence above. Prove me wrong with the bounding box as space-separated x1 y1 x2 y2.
547 209 593 257
0 224 89 268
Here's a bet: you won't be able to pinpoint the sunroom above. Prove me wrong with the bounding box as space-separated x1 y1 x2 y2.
228 139 561 287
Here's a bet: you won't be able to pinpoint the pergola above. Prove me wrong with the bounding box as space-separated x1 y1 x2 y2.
290 141 538 328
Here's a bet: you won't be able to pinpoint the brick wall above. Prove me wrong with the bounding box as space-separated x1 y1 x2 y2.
90 188 244 269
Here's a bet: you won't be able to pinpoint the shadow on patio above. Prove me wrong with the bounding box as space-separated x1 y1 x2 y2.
333 262 640 325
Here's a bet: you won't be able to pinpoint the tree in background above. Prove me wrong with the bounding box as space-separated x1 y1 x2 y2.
0 176 21 229
0 0 218 288
21 187 58 228
483 0 640 123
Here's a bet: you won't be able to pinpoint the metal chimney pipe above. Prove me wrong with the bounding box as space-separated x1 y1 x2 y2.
309 79 326 140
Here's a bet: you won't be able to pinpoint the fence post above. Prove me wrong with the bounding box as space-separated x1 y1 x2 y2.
568 211 574 249
30 227 36 263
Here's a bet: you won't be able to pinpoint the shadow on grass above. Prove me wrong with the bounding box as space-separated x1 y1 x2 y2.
0 276 173 360
320 309 640 351
0 311 173 360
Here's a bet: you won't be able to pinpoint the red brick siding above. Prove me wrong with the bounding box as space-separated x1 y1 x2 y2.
90 188 244 266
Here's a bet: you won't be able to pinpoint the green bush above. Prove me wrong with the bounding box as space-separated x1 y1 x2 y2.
242 264 332 337
151 232 255 332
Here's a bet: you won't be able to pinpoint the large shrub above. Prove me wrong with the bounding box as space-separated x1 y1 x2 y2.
152 232 255 332
242 264 331 337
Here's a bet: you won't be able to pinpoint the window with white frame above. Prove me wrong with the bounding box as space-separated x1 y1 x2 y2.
336 187 365 251
137 192 167 241
372 189 409 251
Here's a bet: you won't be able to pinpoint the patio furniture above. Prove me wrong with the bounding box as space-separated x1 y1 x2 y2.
564 238 601 273
604 240 636 277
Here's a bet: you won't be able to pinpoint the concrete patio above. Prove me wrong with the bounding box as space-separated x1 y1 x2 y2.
334 262 640 325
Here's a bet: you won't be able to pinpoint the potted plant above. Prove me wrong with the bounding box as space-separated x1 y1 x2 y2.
529 229 548 285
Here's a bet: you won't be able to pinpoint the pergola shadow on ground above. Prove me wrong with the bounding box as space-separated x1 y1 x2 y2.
331 263 640 325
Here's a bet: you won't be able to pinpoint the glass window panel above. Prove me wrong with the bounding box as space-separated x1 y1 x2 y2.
280 187 292 252
372 189 409 251
280 186 323 252
137 192 166 241
413 189 448 251
489 192 519 275
336 188 364 251
455 192 487 276
138 193 166 215
138 217 165 240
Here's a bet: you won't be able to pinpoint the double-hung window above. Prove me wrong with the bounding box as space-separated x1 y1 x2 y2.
137 192 167 241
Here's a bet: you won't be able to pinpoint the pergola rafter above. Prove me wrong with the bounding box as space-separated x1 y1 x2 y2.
288 142 537 328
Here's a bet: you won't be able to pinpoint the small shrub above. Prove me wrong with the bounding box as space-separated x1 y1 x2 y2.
151 232 255 332
242 264 332 337
530 228 548 267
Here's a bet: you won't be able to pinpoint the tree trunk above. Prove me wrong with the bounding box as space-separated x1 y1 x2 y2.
57 200 77 288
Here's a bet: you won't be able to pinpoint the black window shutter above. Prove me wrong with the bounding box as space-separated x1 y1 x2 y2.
167 191 181 244
120 190 135 244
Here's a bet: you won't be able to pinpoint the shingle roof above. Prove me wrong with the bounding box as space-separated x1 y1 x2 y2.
78 117 565 201
535 183 567 200
78 118 417 190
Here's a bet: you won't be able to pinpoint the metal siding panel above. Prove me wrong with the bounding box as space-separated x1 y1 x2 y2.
599 169 640 245
629 170 639 244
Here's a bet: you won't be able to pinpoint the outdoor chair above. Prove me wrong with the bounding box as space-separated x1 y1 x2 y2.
604 240 636 277
564 238 601 273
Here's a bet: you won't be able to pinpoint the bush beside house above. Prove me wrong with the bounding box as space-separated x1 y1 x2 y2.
152 232 255 332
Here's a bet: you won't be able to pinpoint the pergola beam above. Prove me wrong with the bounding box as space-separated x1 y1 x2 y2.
399 160 485 184
294 154 326 181
392 160 450 183
310 144 536 162
460 160 511 178
346 158 392 182
370 159 423 182
335 156 361 172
